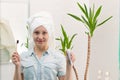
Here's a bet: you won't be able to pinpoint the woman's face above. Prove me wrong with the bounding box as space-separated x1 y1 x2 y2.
32 25 49 48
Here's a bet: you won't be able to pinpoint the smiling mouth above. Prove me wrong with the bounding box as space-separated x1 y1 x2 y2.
37 40 44 43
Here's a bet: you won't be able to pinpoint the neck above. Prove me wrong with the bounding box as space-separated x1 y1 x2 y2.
34 45 48 54
34 46 48 52
34 46 48 58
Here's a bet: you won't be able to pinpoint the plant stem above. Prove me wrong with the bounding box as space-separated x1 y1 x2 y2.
73 65 79 80
84 35 91 80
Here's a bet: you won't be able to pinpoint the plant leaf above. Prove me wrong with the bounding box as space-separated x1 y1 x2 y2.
56 38 61 40
84 4 89 18
93 6 102 23
81 15 90 28
68 13 84 23
97 16 113 27
68 3 112 37
77 2 86 16
68 34 77 49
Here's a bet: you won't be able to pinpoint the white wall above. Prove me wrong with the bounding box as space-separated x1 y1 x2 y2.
0 0 119 80
88 0 119 80
1 63 15 80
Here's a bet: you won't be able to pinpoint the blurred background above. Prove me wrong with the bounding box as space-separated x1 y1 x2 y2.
0 0 119 80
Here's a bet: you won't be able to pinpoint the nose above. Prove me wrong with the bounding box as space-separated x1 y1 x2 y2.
38 33 43 39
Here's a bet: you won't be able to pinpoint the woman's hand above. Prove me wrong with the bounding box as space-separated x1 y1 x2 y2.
70 51 76 63
65 51 76 80
12 52 21 67
12 52 23 80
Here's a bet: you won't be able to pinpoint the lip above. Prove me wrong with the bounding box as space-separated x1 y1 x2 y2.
36 40 44 43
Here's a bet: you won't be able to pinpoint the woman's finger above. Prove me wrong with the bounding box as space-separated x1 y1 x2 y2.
12 51 20 64
71 52 76 63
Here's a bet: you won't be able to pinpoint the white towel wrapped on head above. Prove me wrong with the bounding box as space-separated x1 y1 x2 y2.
27 11 54 37
27 11 55 50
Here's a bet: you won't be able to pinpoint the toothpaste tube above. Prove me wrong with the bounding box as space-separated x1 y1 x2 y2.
66 49 73 65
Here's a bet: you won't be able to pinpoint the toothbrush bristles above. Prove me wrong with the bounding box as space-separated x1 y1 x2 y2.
17 40 19 44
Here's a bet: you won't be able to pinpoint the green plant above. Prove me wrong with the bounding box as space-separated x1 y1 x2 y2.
56 24 78 80
21 25 29 49
56 25 77 55
68 2 112 80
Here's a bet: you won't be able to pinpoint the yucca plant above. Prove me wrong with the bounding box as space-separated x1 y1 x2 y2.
68 2 112 80
56 25 79 80
56 25 77 55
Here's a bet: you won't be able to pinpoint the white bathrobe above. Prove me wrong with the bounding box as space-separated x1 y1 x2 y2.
0 19 16 62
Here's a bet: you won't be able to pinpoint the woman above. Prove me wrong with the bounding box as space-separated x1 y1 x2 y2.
12 12 75 80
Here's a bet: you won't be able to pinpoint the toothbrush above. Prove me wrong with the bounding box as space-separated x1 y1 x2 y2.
16 40 19 51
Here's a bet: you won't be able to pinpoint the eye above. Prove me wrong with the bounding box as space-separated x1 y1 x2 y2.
34 31 39 34
42 31 48 35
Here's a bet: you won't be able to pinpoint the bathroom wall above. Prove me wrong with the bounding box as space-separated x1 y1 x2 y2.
0 0 119 80
88 0 119 80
